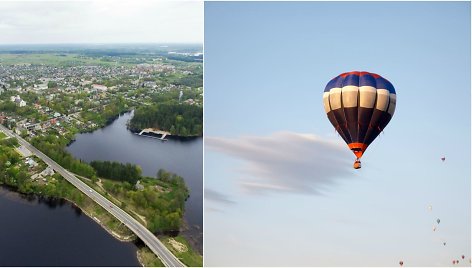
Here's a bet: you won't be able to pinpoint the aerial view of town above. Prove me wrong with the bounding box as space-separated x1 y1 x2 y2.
0 43 203 267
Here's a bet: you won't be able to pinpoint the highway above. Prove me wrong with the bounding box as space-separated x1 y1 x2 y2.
0 124 185 267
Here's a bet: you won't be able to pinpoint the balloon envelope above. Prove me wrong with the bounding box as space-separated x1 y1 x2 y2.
323 71 396 159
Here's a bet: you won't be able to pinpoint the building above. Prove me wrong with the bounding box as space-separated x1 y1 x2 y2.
92 84 108 91
40 166 55 177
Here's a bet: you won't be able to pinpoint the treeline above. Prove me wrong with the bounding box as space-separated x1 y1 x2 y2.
90 160 142 184
129 103 203 136
31 134 96 179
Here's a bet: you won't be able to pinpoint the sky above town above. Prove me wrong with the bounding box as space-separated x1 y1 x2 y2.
0 0 202 44
204 2 471 266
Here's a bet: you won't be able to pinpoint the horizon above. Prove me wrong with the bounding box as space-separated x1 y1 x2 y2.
0 1 203 44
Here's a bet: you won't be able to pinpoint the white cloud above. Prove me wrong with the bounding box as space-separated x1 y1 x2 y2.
206 131 354 195
205 188 235 205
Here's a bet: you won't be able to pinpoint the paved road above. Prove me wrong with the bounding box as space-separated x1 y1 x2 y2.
0 125 185 267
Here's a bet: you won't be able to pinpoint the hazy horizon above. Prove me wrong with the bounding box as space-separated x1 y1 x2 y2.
0 1 203 44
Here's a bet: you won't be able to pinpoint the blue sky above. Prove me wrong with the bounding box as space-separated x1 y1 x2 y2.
204 2 471 266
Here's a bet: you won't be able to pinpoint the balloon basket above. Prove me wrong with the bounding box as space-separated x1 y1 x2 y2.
353 160 361 169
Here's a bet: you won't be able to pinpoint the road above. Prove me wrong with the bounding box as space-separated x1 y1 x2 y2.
0 124 185 267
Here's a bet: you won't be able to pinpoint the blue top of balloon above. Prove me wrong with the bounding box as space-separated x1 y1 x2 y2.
324 71 396 94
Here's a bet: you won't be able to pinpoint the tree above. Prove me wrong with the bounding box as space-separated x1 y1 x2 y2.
47 81 58 88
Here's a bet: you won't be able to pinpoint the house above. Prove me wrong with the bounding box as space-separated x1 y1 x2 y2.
11 95 26 107
92 84 108 91
40 166 55 177
25 158 38 168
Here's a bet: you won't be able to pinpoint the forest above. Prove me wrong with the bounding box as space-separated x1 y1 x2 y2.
90 160 142 184
129 103 203 137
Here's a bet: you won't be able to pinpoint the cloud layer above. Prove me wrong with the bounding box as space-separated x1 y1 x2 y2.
205 189 236 205
206 131 353 195
0 1 203 44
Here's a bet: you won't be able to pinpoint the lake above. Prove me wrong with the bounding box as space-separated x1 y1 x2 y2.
0 186 141 266
66 111 203 252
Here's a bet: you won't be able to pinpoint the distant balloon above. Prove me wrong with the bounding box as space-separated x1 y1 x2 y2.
433 226 436 232
428 205 432 211
399 261 403 266
437 219 440 224
462 255 465 259
323 71 396 169
443 242 446 246
453 260 456 265
441 157 446 162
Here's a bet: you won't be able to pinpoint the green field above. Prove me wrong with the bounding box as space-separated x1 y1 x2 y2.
0 132 6 139
0 53 120 66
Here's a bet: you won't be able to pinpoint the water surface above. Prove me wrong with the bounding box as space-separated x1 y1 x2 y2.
0 187 140 266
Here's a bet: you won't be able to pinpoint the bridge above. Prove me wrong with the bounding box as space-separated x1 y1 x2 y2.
0 124 184 267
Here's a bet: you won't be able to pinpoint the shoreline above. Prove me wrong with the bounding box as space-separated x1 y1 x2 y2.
65 198 148 267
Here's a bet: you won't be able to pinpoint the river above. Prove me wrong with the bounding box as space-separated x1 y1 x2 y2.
0 186 141 266
66 111 203 252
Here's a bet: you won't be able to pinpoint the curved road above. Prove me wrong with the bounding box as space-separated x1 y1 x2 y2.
0 124 185 267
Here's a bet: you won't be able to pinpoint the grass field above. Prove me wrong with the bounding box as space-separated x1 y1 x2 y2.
0 53 119 66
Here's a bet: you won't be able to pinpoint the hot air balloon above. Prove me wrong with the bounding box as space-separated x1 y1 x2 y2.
462 255 465 259
437 219 440 224
441 157 446 162
399 261 403 266
323 71 396 169
453 260 456 265
433 226 436 232
428 205 432 211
